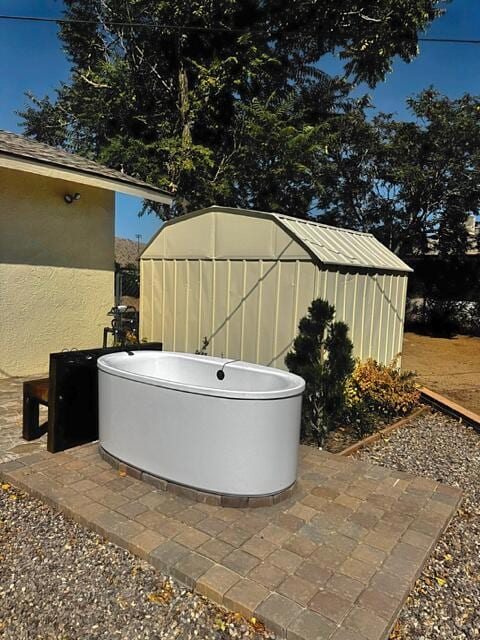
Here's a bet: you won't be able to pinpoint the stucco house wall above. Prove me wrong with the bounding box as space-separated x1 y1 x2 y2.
0 167 115 377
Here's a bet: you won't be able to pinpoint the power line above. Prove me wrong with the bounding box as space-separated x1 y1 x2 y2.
0 14 245 33
0 14 480 43
418 37 480 43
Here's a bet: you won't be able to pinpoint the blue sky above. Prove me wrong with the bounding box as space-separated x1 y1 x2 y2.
1 0 479 241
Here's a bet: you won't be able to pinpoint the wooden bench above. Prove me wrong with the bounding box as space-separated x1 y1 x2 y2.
23 377 50 442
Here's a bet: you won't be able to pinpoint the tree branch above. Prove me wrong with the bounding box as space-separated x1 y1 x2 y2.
79 74 110 89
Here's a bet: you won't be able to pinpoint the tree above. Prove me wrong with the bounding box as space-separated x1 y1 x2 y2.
285 299 354 445
318 90 480 257
19 0 444 218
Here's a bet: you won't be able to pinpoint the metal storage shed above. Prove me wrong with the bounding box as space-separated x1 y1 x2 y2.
140 206 412 368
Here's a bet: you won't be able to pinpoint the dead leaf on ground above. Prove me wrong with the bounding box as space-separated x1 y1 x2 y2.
250 616 266 633
147 579 174 605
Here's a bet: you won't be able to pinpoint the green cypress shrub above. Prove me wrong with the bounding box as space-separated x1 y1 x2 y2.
285 299 354 445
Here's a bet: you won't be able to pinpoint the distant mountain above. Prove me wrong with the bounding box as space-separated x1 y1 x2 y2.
115 237 146 267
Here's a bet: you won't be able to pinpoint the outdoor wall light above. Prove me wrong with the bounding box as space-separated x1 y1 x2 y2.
64 192 81 204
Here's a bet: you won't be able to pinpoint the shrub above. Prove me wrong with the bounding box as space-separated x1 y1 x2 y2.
455 301 480 337
285 299 354 446
345 358 420 436
405 297 480 338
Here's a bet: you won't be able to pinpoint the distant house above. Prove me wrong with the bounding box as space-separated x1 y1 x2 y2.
424 214 479 256
464 214 480 255
0 131 173 377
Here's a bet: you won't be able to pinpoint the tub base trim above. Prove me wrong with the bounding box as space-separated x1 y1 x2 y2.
99 445 296 508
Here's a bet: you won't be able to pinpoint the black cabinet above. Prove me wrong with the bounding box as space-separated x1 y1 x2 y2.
30 343 162 453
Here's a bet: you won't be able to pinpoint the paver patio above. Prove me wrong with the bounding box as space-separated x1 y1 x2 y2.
0 378 461 640
0 377 47 463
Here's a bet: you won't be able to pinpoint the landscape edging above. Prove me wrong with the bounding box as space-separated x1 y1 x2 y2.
420 386 480 430
338 405 429 457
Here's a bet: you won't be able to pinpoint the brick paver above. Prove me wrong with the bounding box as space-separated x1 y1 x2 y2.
197 564 240 602
0 376 47 463
277 575 318 606
288 609 336 640
0 379 461 640
224 578 269 619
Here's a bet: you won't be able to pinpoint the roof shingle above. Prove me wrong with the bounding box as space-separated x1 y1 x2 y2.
0 130 172 202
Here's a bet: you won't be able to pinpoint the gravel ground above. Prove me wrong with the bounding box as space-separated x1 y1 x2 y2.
354 411 480 640
0 485 272 640
1 411 478 640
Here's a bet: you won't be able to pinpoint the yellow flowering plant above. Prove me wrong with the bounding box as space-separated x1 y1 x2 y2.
345 358 420 435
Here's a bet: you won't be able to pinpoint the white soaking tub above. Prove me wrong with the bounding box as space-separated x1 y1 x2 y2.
97 351 305 497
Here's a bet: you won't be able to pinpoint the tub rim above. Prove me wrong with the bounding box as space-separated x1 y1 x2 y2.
97 350 305 400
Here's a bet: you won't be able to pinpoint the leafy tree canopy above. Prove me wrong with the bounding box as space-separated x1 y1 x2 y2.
319 89 480 257
19 0 444 218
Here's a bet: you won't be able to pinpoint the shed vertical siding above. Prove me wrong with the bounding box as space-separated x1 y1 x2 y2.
141 257 315 366
141 257 408 368
140 208 410 369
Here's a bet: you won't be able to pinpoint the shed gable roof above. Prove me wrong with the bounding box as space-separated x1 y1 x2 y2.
273 213 412 273
0 130 173 204
142 206 412 273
